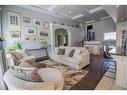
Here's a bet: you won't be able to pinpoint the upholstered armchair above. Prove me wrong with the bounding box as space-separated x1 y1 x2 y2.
4 68 64 90
6 49 36 66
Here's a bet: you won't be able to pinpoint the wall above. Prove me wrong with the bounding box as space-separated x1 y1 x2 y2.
86 19 116 46
49 24 84 52
1 5 83 50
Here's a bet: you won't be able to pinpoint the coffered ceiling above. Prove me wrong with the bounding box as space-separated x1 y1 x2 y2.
20 5 112 23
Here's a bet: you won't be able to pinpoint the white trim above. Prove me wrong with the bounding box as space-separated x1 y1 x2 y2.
100 16 111 20
89 6 104 14
86 20 95 24
72 14 84 19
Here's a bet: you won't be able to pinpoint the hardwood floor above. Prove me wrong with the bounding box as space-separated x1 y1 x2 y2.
70 54 106 90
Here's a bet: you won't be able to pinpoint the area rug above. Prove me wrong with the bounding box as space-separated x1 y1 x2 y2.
38 60 88 90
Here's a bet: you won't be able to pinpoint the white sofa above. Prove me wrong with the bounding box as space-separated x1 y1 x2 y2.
51 46 90 70
4 68 64 90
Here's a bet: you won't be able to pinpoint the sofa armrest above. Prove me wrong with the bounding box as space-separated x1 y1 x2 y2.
25 82 55 90
76 51 89 65
18 56 36 65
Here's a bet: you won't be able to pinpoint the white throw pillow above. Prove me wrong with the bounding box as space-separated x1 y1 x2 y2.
73 49 81 58
11 66 42 82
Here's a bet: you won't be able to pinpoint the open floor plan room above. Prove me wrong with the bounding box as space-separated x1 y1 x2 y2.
0 5 127 90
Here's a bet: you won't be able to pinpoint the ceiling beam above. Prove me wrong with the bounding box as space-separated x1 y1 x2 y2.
56 12 72 19
89 6 104 14
31 5 49 12
49 5 58 11
72 14 84 19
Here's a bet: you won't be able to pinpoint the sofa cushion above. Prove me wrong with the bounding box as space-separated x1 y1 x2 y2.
10 65 42 82
68 50 75 57
60 56 80 64
73 49 81 58
58 48 65 55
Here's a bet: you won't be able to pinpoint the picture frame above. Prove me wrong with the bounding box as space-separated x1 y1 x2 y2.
33 18 42 26
37 29 48 36
10 30 21 38
24 27 36 35
44 21 49 29
8 12 21 29
31 35 38 43
24 35 31 43
22 16 32 25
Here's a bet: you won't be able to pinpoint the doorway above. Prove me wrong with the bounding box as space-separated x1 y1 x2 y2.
87 25 95 41
55 28 68 47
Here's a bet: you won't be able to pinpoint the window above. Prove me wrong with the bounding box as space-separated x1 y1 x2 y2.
104 32 116 40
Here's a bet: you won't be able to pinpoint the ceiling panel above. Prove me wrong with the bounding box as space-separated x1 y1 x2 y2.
57 7 81 17
84 14 98 21
93 9 109 18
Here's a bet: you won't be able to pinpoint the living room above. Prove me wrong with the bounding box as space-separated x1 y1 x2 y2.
0 5 127 90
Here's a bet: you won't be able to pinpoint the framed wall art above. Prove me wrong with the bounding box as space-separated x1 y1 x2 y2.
33 18 42 26
37 29 48 36
8 12 21 29
24 27 36 35
22 16 32 25
10 30 21 38
43 21 49 29
31 36 38 43
25 35 31 43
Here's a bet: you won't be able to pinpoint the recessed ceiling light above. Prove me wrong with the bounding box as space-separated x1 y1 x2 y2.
69 10 72 14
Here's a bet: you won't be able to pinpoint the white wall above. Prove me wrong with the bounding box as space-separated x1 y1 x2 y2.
1 5 83 50
86 19 116 46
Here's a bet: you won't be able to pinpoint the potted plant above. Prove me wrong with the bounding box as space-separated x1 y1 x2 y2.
7 42 23 53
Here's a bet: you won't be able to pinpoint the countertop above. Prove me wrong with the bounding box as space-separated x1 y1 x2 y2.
109 47 127 56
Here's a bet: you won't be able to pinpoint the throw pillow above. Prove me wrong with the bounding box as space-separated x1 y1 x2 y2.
11 52 23 66
11 66 42 82
57 48 65 55
73 49 81 58
68 50 75 57
34 63 47 69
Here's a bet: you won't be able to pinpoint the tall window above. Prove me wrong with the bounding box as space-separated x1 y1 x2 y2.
104 32 116 40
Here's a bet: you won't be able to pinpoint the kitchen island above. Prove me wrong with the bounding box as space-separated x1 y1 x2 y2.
109 47 127 89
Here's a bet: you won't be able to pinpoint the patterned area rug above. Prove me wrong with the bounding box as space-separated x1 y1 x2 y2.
38 60 88 90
